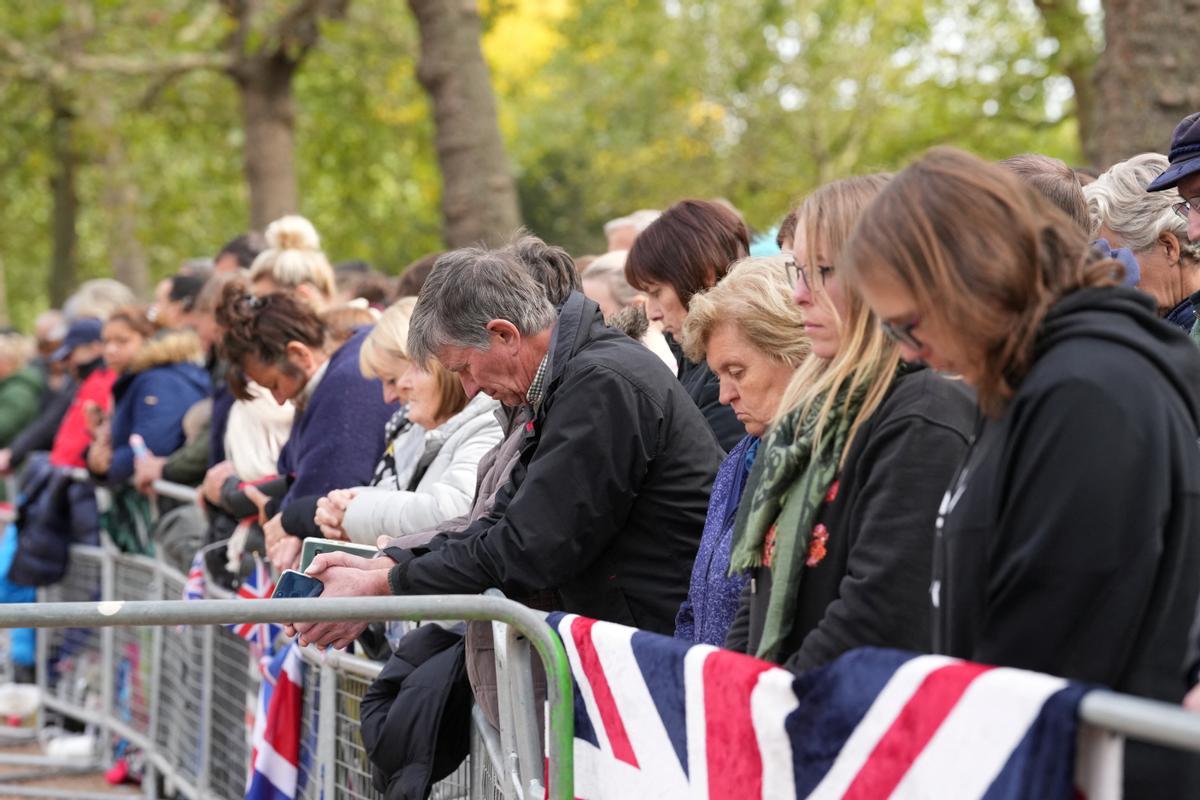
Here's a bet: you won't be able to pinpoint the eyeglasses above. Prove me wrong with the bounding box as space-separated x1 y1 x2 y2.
1171 197 1200 222
881 315 924 351
785 255 835 292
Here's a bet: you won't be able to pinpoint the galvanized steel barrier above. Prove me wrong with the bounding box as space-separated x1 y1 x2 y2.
17 548 572 800
0 469 566 800
7 476 1200 799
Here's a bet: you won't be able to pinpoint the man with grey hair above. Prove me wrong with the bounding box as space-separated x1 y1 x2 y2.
604 208 661 252
295 246 721 647
1088 152 1200 331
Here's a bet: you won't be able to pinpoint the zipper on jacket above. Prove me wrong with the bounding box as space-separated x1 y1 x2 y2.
931 419 982 655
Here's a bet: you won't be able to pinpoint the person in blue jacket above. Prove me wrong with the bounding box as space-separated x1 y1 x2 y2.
87 308 210 485
214 283 397 571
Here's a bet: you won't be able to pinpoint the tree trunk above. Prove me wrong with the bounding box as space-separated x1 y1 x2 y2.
48 94 79 308
0 257 10 329
98 96 148 297
235 54 300 230
408 0 522 248
1090 0 1200 167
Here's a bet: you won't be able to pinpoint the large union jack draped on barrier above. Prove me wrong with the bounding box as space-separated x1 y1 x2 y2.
549 613 1111 800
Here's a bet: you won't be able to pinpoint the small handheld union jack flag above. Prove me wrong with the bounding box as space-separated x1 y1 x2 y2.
226 555 281 658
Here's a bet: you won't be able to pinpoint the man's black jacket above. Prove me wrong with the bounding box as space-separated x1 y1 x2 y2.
388 292 722 633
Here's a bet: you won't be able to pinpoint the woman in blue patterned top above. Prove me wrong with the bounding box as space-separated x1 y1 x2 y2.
673 256 808 645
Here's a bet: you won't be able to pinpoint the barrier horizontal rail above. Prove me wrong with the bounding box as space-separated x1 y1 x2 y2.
150 480 200 504
0 595 575 800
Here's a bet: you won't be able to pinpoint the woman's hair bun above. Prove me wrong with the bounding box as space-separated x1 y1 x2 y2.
265 214 321 253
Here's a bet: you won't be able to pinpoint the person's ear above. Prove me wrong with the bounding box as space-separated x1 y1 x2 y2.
1162 231 1183 266
484 319 522 352
286 341 316 376
294 282 325 310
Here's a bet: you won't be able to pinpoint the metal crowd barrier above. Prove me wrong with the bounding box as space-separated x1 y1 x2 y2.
16 545 571 800
7 475 1200 800
0 473 563 800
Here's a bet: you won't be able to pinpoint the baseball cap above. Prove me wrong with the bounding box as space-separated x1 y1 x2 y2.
50 318 103 362
1147 111 1200 192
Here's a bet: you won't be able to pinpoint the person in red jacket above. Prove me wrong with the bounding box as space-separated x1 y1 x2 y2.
47 319 116 469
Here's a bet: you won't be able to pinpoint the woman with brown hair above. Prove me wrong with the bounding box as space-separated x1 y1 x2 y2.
625 199 749 450
841 147 1200 798
724 175 975 670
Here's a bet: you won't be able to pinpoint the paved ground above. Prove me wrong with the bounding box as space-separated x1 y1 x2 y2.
0 740 141 799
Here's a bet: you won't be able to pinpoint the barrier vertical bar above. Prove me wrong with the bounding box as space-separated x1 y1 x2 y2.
99 546 115 752
197 623 214 795
318 659 337 800
145 561 165 800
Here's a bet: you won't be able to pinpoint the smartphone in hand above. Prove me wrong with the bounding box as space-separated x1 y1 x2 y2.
300 538 378 573
271 569 324 600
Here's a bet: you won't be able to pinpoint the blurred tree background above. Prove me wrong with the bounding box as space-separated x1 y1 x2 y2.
0 0 1155 330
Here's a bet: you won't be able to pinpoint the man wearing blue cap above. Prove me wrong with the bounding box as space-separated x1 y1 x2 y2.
1147 112 1200 340
1147 111 1200 236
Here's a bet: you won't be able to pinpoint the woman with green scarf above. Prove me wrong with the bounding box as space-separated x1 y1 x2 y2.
724 174 976 671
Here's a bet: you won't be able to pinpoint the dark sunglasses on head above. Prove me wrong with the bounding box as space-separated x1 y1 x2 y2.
881 316 924 351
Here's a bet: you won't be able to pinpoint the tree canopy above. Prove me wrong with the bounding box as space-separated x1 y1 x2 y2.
0 0 1094 330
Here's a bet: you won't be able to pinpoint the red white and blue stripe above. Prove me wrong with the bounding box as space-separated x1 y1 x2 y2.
549 613 1108 800
246 641 304 800
226 555 281 656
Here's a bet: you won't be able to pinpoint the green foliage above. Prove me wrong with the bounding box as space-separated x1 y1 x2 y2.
512 0 1086 255
0 0 1095 329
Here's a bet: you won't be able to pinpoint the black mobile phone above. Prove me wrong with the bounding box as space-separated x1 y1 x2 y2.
271 569 324 600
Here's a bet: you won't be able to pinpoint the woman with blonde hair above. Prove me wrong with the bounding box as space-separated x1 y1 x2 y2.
674 256 806 645
842 147 1200 797
313 297 502 545
725 175 975 670
248 215 337 309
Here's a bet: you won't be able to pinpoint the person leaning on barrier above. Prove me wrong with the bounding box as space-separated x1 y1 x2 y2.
723 176 975 670
673 256 808 647
290 246 722 649
841 147 1200 797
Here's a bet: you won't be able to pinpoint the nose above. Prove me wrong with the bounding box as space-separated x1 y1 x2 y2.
646 300 663 322
382 384 398 404
272 389 289 406
793 277 812 306
717 378 737 406
896 342 926 364
1189 208 1200 243
459 374 481 399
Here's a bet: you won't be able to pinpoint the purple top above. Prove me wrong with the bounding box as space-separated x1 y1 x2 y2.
674 434 757 645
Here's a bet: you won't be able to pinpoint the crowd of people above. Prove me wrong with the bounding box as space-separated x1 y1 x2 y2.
6 111 1200 798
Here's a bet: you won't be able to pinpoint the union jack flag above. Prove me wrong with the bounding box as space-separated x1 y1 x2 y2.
227 555 281 656
183 551 205 601
549 613 1116 800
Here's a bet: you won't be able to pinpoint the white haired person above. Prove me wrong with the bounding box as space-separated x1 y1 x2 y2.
603 208 661 252
1087 152 1200 331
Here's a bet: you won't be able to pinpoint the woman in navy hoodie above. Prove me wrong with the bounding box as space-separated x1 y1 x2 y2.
216 283 397 570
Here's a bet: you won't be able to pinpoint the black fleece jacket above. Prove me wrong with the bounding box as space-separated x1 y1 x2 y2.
387 292 721 633
934 287 1200 798
725 366 975 668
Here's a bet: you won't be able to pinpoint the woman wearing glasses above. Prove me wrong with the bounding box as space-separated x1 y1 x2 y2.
842 148 1200 798
724 174 975 671
1085 152 1200 333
